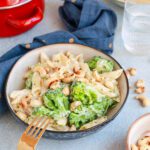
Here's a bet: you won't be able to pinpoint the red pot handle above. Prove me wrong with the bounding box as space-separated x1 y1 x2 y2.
7 6 43 29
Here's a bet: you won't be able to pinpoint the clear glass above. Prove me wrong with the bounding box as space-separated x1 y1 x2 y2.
122 0 150 55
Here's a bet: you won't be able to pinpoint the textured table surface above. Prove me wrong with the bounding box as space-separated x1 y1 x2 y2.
0 0 150 150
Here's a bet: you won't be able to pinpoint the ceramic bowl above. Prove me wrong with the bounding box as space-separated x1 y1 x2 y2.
126 113 150 150
5 44 129 140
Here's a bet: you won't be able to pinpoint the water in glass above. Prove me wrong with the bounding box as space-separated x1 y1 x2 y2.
122 0 150 55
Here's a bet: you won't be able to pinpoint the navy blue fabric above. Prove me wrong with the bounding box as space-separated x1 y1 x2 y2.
0 0 117 114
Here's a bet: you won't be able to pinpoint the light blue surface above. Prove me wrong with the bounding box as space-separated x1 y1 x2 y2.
0 0 149 150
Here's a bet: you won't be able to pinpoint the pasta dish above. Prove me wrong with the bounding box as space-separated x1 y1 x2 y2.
10 51 123 131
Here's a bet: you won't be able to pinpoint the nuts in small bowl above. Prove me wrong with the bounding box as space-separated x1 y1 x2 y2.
126 113 150 150
131 135 150 150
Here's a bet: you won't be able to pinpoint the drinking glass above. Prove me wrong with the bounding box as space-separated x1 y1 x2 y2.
122 0 150 55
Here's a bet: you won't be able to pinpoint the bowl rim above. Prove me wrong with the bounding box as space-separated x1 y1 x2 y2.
0 0 32 10
5 43 129 134
126 113 150 150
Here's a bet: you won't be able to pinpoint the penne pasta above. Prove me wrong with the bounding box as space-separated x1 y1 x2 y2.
32 72 41 94
99 69 123 79
40 52 50 63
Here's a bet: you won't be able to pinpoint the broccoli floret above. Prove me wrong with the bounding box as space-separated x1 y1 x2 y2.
87 56 101 70
89 97 114 117
43 89 69 110
32 83 117 128
32 106 69 122
50 109 70 121
87 56 114 73
25 72 33 89
32 106 50 116
43 95 56 110
69 97 115 128
43 89 70 121
69 105 96 128
70 82 105 105
32 89 70 122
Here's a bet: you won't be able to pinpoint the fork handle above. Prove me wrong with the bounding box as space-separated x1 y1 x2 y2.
18 141 35 150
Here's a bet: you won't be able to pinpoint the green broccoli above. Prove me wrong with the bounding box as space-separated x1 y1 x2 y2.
43 89 70 121
50 109 70 121
25 72 33 89
69 105 96 128
43 89 69 110
32 83 117 128
32 106 50 116
87 56 101 70
89 97 114 117
70 81 105 105
69 97 115 128
87 56 114 73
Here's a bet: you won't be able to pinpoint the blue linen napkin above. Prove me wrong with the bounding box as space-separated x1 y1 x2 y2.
0 0 117 114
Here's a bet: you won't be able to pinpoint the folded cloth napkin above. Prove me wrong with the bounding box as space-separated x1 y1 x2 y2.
0 0 117 114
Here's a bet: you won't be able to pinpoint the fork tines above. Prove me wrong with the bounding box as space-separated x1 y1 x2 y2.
25 116 50 139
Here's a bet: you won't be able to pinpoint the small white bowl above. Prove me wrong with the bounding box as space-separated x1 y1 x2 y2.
126 113 150 150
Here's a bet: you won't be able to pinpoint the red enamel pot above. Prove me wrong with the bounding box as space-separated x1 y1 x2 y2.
0 0 45 37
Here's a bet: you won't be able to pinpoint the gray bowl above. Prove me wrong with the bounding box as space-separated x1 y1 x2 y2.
5 44 129 140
